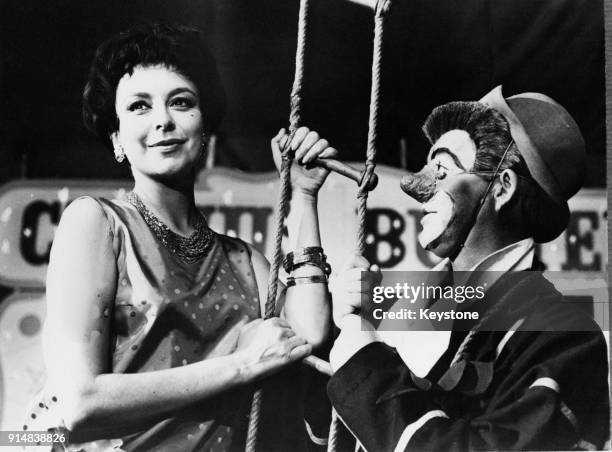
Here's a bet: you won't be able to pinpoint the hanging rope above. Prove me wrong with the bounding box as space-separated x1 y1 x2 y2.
245 0 391 450
356 0 391 254
328 3 391 451
245 0 309 451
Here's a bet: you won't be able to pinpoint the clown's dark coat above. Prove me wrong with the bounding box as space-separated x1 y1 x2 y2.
328 271 609 451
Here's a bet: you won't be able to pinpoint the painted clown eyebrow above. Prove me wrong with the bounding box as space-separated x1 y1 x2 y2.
430 147 467 171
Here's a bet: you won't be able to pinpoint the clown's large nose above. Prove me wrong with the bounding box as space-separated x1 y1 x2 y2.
400 166 436 203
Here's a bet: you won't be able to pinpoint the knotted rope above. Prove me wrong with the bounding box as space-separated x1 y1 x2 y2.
245 0 309 451
356 0 390 255
245 0 391 450
328 3 390 451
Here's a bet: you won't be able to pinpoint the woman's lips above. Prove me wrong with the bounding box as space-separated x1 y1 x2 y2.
148 139 187 153
149 138 186 146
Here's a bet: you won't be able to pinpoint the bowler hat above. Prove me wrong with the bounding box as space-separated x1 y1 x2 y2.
479 86 586 206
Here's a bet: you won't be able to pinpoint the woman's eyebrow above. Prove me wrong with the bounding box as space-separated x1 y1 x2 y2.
430 148 466 171
126 92 151 98
168 87 198 97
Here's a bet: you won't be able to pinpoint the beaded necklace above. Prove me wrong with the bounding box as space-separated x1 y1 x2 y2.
125 191 215 264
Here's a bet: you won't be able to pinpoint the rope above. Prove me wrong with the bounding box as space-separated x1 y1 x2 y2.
327 409 340 452
245 0 309 450
356 0 390 253
289 0 309 134
246 0 391 450
245 389 263 452
328 2 391 451
244 146 293 452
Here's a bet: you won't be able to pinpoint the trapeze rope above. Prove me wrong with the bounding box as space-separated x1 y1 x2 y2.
245 1 391 450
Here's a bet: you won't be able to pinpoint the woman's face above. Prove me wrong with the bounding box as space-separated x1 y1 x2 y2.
112 64 205 180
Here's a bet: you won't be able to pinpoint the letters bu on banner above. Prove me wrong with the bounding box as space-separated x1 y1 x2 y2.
0 165 606 289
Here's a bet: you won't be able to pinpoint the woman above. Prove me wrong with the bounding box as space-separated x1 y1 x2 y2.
24 23 336 451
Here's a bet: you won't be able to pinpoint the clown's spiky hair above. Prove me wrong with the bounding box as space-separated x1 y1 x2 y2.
423 101 524 175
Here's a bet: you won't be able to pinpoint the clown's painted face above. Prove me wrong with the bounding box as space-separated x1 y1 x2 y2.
401 129 490 258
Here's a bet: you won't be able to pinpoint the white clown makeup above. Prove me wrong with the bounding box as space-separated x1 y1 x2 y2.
404 129 514 257
418 190 454 249
416 130 479 252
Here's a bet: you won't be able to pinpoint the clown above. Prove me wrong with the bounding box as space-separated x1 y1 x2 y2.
326 87 609 451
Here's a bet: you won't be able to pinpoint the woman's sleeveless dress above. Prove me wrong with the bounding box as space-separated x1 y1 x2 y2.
23 197 314 452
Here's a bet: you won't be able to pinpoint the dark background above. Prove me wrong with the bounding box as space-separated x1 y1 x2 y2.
0 0 605 186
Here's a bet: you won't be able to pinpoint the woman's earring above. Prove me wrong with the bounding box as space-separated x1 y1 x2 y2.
114 144 126 163
200 132 209 160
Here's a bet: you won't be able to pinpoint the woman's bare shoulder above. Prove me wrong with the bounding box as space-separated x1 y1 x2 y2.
60 196 109 225
47 196 116 286
51 196 114 247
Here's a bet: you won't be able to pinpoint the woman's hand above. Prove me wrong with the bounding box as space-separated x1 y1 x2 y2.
271 127 338 198
330 254 381 329
234 317 312 382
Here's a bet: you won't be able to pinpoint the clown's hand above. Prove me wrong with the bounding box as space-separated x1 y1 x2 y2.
271 127 338 198
330 254 381 329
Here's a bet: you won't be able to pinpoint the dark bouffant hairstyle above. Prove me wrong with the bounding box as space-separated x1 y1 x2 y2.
422 101 569 243
83 23 225 143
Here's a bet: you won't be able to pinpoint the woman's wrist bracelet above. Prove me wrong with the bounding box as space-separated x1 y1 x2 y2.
283 246 331 275
286 275 328 287
292 260 332 275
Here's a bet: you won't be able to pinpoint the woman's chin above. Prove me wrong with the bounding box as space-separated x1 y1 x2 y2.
146 156 198 178
138 165 195 184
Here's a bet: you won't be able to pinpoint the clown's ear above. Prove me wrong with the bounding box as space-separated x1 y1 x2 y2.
493 169 519 213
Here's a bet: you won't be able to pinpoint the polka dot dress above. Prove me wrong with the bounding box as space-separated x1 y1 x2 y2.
24 197 262 451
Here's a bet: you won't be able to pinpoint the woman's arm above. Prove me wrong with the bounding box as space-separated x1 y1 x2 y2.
44 197 310 441
249 127 334 348
283 187 331 348
248 189 330 348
